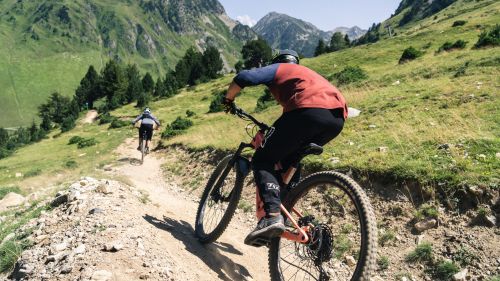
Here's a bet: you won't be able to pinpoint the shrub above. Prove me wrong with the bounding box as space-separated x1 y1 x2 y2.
454 62 470 78
98 113 115 125
60 116 76 132
399 47 423 64
0 240 22 272
77 138 98 149
185 110 196 117
379 229 396 246
208 90 225 113
489 275 500 281
68 136 84 145
438 40 467 52
0 186 22 200
255 89 276 112
65 160 78 169
406 242 433 263
453 246 477 267
24 168 41 178
452 20 467 27
431 260 460 280
332 66 368 85
475 25 500 48
109 119 129 129
161 117 193 139
414 203 439 221
377 256 390 270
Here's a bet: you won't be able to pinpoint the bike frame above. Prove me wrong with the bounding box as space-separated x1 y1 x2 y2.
215 107 310 244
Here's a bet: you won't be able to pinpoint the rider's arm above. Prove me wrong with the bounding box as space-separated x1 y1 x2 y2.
150 114 161 126
226 64 279 100
131 114 142 125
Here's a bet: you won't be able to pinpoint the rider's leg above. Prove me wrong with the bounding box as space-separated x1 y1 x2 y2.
246 110 321 244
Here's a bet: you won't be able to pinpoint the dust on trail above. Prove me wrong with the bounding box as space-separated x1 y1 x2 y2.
112 138 269 281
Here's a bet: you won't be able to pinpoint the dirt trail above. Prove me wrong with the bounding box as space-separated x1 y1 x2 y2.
112 138 268 281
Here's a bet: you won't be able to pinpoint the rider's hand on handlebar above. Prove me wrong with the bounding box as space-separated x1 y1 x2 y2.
222 98 236 114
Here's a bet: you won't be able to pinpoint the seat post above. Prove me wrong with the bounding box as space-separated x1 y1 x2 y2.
281 166 297 185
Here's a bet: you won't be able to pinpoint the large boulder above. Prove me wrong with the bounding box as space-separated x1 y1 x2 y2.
0 192 26 212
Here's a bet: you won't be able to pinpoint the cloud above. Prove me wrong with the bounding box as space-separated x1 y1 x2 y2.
236 15 257 27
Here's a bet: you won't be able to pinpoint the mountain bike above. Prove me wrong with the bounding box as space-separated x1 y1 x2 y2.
139 129 148 164
194 105 377 281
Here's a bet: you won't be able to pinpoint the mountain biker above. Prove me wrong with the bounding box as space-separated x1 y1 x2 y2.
132 108 161 153
223 49 348 245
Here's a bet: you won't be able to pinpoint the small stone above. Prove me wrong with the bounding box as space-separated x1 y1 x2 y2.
89 208 104 215
329 157 340 164
453 268 468 281
371 276 384 281
91 270 113 281
51 194 68 207
74 244 86 255
61 265 73 274
104 242 123 252
96 184 112 194
392 80 400 85
15 172 23 178
345 256 356 267
67 190 81 202
53 242 68 252
416 234 425 245
0 192 26 212
139 274 150 279
414 218 437 233
377 147 389 153
438 143 451 150
368 124 377 129
477 154 486 160
496 152 500 159
103 165 113 172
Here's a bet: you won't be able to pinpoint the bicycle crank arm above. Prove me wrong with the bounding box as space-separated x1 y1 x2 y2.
280 205 309 243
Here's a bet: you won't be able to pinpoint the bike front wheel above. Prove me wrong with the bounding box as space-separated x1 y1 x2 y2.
269 171 377 281
195 155 244 243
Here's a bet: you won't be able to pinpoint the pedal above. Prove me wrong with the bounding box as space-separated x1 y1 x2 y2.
245 236 270 248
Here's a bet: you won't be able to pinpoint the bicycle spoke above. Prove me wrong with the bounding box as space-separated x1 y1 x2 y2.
278 181 365 281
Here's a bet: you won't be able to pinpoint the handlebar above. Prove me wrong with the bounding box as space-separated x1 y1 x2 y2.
231 104 270 131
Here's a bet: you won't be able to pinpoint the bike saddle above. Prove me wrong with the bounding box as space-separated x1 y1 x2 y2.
299 143 323 157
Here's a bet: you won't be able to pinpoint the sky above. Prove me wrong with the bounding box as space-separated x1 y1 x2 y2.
218 0 402 30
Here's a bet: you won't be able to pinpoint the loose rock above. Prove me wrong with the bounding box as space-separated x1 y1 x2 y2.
453 268 468 281
345 256 356 267
414 218 437 232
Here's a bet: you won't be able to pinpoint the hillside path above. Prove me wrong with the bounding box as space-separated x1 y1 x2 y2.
112 138 268 281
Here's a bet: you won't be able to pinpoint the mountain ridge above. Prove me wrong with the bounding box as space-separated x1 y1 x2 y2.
252 12 366 57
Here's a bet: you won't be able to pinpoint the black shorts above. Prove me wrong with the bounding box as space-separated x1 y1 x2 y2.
139 124 154 141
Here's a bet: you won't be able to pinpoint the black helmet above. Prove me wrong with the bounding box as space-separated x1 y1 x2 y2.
271 49 300 64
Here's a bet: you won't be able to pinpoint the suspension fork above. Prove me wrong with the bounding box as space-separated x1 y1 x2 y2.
210 142 252 200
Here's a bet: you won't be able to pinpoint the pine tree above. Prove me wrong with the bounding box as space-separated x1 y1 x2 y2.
0 127 8 147
184 47 204 85
101 59 128 109
40 114 52 131
29 120 39 142
142 72 155 94
153 77 167 97
314 39 328 56
125 64 143 103
241 38 272 69
329 32 349 52
136 91 151 108
202 46 223 79
74 65 100 109
174 59 190 87
163 71 178 97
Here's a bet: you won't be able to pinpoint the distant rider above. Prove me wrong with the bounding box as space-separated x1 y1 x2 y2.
132 108 160 153
223 50 348 245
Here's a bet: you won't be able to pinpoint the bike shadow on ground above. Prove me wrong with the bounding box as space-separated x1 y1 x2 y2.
143 214 251 281
117 157 142 166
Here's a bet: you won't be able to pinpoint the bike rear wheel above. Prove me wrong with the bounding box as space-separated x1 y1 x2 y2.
195 155 244 243
141 138 146 164
269 171 377 281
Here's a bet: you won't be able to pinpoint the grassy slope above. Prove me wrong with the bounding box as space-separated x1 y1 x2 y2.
0 0 242 128
0 0 498 194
